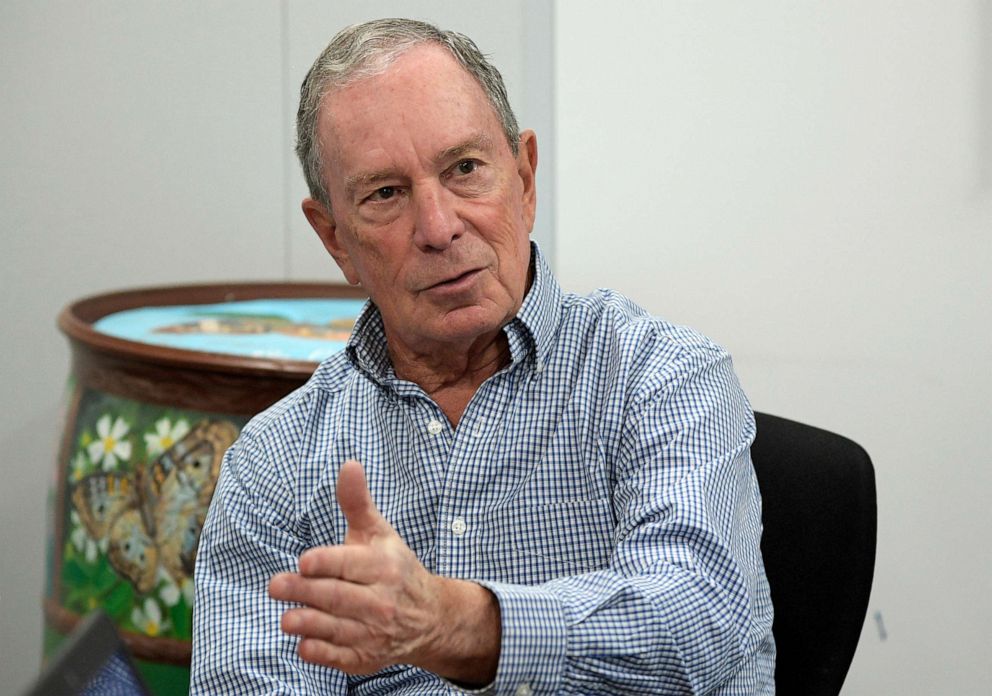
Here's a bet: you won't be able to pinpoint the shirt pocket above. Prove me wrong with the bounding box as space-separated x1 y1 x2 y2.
503 497 615 585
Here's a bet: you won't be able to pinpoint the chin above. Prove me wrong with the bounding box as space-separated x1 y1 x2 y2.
432 306 507 342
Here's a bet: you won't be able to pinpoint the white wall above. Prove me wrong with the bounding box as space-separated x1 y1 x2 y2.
0 2 552 693
555 1 991 694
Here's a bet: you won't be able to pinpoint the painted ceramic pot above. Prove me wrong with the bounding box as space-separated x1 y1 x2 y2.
45 282 366 695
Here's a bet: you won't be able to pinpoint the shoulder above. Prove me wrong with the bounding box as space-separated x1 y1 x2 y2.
560 287 730 383
564 291 755 455
231 351 358 478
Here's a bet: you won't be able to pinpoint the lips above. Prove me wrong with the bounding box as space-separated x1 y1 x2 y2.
424 268 481 291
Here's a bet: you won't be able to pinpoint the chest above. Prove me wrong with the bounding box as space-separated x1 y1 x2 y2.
313 367 620 584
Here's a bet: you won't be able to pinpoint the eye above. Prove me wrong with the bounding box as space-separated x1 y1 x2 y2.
368 186 397 202
455 160 477 175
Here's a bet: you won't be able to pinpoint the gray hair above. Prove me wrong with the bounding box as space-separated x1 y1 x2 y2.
296 18 521 210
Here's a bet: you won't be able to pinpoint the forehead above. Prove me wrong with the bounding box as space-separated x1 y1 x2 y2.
317 45 508 180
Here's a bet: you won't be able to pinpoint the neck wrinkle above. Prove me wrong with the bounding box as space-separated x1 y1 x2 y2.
387 329 511 427
388 328 511 395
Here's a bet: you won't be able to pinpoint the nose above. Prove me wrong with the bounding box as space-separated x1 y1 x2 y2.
412 184 464 251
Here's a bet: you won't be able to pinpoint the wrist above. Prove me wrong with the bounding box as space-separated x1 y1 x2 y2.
419 576 501 685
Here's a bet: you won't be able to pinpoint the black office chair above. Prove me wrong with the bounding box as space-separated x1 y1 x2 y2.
750 412 877 696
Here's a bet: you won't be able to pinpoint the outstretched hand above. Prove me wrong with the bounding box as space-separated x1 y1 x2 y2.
268 460 500 683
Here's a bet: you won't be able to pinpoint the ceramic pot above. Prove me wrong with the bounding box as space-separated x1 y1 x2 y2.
44 282 366 695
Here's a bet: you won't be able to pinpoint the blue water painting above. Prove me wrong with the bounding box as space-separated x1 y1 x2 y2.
93 298 367 363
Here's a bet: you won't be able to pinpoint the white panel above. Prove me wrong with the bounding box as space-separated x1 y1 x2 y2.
556 1 991 693
0 2 283 693
283 0 555 280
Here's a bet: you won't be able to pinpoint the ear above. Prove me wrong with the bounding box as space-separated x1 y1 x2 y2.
301 197 361 285
516 130 539 231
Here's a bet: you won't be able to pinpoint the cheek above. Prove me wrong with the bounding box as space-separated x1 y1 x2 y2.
348 230 412 291
342 219 386 264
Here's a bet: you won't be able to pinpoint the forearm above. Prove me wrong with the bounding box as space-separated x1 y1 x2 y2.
192 455 345 694
472 441 773 694
480 559 770 695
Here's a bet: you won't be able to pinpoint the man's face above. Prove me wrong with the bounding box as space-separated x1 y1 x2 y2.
303 45 538 356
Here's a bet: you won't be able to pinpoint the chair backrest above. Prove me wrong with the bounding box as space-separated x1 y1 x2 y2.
750 412 877 696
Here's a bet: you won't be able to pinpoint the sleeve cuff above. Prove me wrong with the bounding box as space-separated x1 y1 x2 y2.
471 580 568 695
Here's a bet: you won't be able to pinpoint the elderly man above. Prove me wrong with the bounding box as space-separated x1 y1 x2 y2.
192 18 774 695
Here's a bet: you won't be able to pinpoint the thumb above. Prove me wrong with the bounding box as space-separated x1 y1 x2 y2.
337 460 386 543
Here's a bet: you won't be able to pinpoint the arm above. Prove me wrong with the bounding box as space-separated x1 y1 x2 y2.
477 350 774 694
191 434 348 695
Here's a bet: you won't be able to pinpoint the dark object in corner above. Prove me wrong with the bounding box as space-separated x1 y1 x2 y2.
751 412 877 696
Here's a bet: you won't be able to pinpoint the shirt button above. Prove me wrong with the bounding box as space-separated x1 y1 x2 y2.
515 684 533 696
450 517 467 536
427 419 443 435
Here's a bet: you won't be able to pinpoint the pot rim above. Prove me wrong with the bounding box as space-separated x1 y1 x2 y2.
58 280 368 379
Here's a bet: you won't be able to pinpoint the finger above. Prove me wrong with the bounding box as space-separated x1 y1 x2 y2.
298 637 376 675
298 545 384 583
269 571 289 594
269 573 384 618
280 606 368 645
269 572 308 604
337 460 387 542
279 610 380 674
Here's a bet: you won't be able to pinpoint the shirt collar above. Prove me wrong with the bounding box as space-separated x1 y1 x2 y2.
345 299 393 383
346 241 561 381
503 242 561 375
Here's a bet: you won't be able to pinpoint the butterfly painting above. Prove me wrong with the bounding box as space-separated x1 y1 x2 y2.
69 419 238 594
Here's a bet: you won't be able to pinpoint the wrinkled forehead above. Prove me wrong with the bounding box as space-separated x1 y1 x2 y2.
315 45 508 179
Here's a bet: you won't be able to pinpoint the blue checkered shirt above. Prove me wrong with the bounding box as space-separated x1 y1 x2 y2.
192 245 775 694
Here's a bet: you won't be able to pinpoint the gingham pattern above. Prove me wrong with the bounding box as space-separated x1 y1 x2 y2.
191 245 775 695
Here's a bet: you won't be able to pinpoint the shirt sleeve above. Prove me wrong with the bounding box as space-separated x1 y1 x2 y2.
190 432 348 695
477 349 775 695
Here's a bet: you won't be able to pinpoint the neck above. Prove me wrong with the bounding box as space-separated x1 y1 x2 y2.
387 330 511 427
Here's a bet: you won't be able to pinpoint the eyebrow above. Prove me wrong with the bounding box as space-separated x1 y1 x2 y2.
343 133 496 195
344 169 395 196
433 133 495 167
